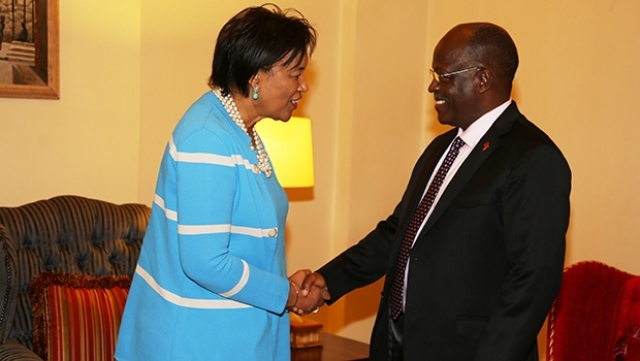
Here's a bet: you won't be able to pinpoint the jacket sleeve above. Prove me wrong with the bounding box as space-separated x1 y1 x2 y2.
317 134 451 303
318 205 400 303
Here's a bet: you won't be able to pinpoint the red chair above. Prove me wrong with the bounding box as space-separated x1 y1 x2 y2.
547 261 640 361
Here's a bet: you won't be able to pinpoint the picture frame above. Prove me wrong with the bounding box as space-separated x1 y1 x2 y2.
0 0 59 100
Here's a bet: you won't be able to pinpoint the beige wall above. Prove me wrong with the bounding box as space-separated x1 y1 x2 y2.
0 1 142 205
1 0 639 358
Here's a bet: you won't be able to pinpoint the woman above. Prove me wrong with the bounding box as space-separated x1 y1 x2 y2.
115 5 318 360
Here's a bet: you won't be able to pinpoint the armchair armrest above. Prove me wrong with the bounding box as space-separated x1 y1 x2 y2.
0 224 18 344
0 339 43 360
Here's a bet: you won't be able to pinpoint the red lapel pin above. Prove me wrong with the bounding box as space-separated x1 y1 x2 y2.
482 141 490 151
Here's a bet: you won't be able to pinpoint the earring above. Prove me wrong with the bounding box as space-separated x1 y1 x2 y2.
252 85 259 100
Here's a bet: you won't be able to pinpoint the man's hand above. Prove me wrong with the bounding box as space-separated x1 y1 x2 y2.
300 272 327 297
288 270 330 315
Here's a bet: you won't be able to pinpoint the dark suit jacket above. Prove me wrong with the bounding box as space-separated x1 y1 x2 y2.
318 102 571 361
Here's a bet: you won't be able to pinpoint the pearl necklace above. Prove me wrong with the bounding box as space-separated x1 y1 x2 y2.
212 88 272 178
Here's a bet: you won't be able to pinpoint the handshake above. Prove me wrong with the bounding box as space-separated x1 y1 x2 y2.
285 270 331 316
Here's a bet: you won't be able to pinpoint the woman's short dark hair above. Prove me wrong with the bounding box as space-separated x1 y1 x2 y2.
209 3 317 97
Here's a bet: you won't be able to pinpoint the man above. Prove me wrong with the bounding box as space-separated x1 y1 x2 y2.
298 23 571 361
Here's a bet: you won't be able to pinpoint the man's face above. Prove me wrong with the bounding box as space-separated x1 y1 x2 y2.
427 33 482 130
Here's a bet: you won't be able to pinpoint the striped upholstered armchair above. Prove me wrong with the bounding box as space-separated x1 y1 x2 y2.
0 196 150 360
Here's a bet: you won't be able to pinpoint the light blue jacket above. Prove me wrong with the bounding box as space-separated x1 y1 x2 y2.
116 91 290 361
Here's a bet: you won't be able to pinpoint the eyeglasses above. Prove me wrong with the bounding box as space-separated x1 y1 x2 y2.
429 66 483 83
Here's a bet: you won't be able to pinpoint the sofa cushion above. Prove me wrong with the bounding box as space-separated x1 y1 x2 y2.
0 225 18 344
29 272 131 361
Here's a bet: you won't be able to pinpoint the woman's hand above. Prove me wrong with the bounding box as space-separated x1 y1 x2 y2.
287 270 330 315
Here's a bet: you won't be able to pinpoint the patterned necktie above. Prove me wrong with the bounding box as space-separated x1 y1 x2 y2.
389 136 465 320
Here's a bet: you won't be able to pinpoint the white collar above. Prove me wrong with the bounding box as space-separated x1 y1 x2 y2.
457 99 512 149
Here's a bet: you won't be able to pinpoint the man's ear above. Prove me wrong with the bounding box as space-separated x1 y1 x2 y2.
477 68 492 94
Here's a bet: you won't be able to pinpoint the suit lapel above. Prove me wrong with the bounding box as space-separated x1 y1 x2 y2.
406 132 458 210
385 132 457 277
420 102 521 234
382 131 451 292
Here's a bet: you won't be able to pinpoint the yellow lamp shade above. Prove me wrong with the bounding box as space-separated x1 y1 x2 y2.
255 117 315 188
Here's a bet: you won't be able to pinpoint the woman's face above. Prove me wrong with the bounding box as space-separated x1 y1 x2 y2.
254 54 309 121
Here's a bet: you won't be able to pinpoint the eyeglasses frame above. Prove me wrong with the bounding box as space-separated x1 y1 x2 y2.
429 66 483 83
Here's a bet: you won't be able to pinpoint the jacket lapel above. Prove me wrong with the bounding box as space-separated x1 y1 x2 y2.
404 132 458 216
419 102 521 234
385 132 457 275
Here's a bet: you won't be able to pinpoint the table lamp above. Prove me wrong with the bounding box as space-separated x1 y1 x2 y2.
255 117 315 188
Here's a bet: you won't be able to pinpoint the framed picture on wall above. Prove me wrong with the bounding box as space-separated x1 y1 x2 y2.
0 0 59 99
